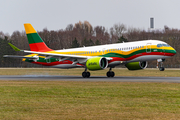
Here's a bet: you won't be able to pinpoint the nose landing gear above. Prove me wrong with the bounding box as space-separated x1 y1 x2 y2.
157 59 165 71
159 67 165 71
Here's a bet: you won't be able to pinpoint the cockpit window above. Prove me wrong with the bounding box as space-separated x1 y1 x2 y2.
157 44 170 47
162 44 170 47
157 44 162 47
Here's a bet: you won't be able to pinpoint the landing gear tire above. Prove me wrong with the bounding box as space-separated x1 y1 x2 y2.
86 72 90 78
82 71 90 78
106 71 115 77
157 59 165 71
82 72 86 78
159 67 165 71
107 71 110 77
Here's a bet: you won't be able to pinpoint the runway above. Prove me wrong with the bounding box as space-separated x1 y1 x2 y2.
0 75 180 83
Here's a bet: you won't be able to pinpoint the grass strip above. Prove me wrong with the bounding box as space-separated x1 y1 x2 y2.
0 81 180 119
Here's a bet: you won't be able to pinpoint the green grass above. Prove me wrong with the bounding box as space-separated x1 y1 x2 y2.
0 68 180 77
0 81 180 119
0 68 180 119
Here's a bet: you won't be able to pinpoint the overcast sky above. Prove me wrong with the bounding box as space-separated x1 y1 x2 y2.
1 0 180 35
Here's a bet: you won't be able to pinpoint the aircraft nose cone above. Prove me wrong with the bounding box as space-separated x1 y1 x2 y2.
166 47 176 56
173 49 176 54
171 47 176 55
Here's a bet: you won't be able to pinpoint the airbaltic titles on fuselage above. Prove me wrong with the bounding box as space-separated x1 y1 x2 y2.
88 62 97 66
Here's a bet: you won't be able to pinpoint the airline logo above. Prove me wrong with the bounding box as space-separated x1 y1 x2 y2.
88 62 97 66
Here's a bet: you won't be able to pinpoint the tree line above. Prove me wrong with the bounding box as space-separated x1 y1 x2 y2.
0 21 180 68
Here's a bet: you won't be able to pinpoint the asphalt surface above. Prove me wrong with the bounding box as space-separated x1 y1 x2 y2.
0 75 180 83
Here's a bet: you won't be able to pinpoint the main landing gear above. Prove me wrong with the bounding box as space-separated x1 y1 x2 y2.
82 68 115 78
106 68 115 77
82 68 90 78
157 59 165 71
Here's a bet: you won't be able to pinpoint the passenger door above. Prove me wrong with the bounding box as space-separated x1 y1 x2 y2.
146 43 151 53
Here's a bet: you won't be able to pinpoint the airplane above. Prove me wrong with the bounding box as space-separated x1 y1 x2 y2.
4 23 176 78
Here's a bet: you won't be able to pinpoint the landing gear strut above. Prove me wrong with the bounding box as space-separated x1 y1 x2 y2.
157 59 165 71
106 68 115 77
82 68 90 78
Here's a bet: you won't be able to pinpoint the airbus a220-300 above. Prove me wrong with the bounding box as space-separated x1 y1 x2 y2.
4 24 176 78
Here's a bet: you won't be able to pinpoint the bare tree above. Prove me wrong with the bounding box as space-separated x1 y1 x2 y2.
113 23 127 38
0 31 4 39
66 24 73 31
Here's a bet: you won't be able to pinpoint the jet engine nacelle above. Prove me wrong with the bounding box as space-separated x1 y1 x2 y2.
86 57 108 70
125 61 148 70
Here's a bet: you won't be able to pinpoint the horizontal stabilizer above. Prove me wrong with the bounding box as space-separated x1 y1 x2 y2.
3 55 38 60
8 43 22 51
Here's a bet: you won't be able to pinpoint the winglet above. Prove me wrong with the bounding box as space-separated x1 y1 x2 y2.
8 43 21 51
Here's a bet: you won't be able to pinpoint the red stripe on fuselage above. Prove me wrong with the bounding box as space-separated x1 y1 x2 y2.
29 42 52 52
33 60 73 66
164 53 176 56
32 60 84 67
108 57 126 63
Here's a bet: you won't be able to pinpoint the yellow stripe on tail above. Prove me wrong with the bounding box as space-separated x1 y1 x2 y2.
24 23 37 34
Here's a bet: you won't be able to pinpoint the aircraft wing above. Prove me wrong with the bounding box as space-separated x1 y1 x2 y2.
23 50 112 61
23 50 88 59
3 55 38 60
6 43 112 63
